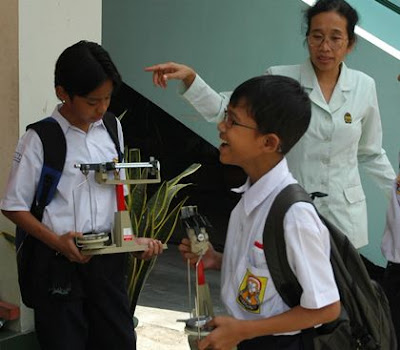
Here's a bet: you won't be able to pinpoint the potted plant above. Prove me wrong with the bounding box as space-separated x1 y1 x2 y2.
123 147 201 318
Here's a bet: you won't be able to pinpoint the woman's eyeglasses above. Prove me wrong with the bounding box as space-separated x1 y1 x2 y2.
307 34 348 51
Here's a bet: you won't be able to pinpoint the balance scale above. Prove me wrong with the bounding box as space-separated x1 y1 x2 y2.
179 206 215 349
74 158 167 255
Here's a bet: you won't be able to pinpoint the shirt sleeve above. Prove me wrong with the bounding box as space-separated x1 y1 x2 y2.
357 78 395 198
283 202 340 309
381 179 400 262
180 74 231 123
0 130 43 211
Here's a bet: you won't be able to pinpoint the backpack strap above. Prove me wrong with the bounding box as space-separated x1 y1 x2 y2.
15 117 67 251
27 117 67 221
103 112 123 162
263 183 313 307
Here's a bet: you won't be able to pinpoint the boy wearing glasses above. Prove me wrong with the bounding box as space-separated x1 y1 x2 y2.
147 0 395 253
179 75 340 350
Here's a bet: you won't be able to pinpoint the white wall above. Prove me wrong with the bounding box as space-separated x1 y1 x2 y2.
0 0 102 334
19 0 103 131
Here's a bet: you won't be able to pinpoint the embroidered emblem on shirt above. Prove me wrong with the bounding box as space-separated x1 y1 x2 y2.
344 112 352 124
13 151 22 163
237 269 267 314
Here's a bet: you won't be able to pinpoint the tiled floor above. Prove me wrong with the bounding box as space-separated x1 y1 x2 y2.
138 243 224 314
136 243 225 349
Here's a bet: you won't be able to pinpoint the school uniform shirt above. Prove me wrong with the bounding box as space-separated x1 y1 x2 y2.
0 105 124 235
181 59 395 249
221 158 339 334
381 178 400 263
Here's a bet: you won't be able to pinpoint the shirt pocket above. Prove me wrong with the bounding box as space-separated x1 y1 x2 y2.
343 185 365 204
248 244 268 270
235 255 270 315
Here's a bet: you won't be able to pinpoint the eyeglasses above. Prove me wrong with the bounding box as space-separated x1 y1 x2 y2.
223 109 258 130
307 34 348 51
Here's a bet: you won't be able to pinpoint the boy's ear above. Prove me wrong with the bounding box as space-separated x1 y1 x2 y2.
55 86 68 102
263 134 281 153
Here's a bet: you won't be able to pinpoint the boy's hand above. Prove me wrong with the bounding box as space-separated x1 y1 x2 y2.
178 238 198 264
144 62 196 89
198 316 245 350
178 238 221 270
133 237 164 260
56 232 91 264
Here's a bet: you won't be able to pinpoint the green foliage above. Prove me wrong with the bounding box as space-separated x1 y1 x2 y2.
0 231 16 246
124 148 201 315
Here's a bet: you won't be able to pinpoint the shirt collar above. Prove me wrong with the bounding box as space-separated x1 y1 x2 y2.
51 104 106 133
231 158 290 216
300 59 352 92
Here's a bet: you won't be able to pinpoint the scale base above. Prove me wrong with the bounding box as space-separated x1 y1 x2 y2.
81 243 168 256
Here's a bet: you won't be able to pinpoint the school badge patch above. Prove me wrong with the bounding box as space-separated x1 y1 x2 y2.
344 112 352 124
236 269 267 314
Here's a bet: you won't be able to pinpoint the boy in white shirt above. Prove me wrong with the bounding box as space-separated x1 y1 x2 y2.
381 173 400 346
179 75 340 350
0 41 162 350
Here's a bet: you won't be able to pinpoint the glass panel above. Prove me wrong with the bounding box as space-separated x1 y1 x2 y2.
375 0 400 14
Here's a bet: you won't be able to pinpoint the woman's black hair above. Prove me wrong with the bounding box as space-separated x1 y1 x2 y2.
305 0 359 45
229 75 311 154
54 40 122 98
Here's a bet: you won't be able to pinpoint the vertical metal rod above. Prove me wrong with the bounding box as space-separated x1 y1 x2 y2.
187 259 192 318
195 256 202 340
73 176 89 232
88 177 95 232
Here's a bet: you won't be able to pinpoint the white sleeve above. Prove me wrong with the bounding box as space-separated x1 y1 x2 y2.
284 203 340 309
180 74 231 123
381 179 400 262
357 79 395 198
0 130 43 211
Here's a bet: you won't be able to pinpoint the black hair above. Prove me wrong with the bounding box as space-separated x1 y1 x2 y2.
305 0 359 45
229 75 311 154
54 40 122 98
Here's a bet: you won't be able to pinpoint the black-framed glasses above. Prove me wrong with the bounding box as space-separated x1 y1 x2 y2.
307 34 348 51
223 109 258 130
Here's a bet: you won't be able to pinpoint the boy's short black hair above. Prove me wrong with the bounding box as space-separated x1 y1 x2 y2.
54 40 122 98
229 75 311 154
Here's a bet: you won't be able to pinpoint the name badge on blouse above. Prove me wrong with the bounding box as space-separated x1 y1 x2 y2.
344 112 352 124
236 269 267 314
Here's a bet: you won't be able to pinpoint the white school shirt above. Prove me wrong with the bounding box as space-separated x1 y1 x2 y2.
182 59 395 248
221 158 339 332
0 105 125 235
381 178 400 263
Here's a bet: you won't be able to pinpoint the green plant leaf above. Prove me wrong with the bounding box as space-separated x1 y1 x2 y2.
129 258 155 315
154 197 188 243
130 182 147 226
154 183 192 230
127 148 141 180
167 163 201 187
131 209 139 236
118 109 128 122
147 182 167 230
138 209 150 238
0 231 16 246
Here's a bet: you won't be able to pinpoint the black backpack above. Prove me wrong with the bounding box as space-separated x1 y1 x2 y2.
16 112 122 308
263 183 397 350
